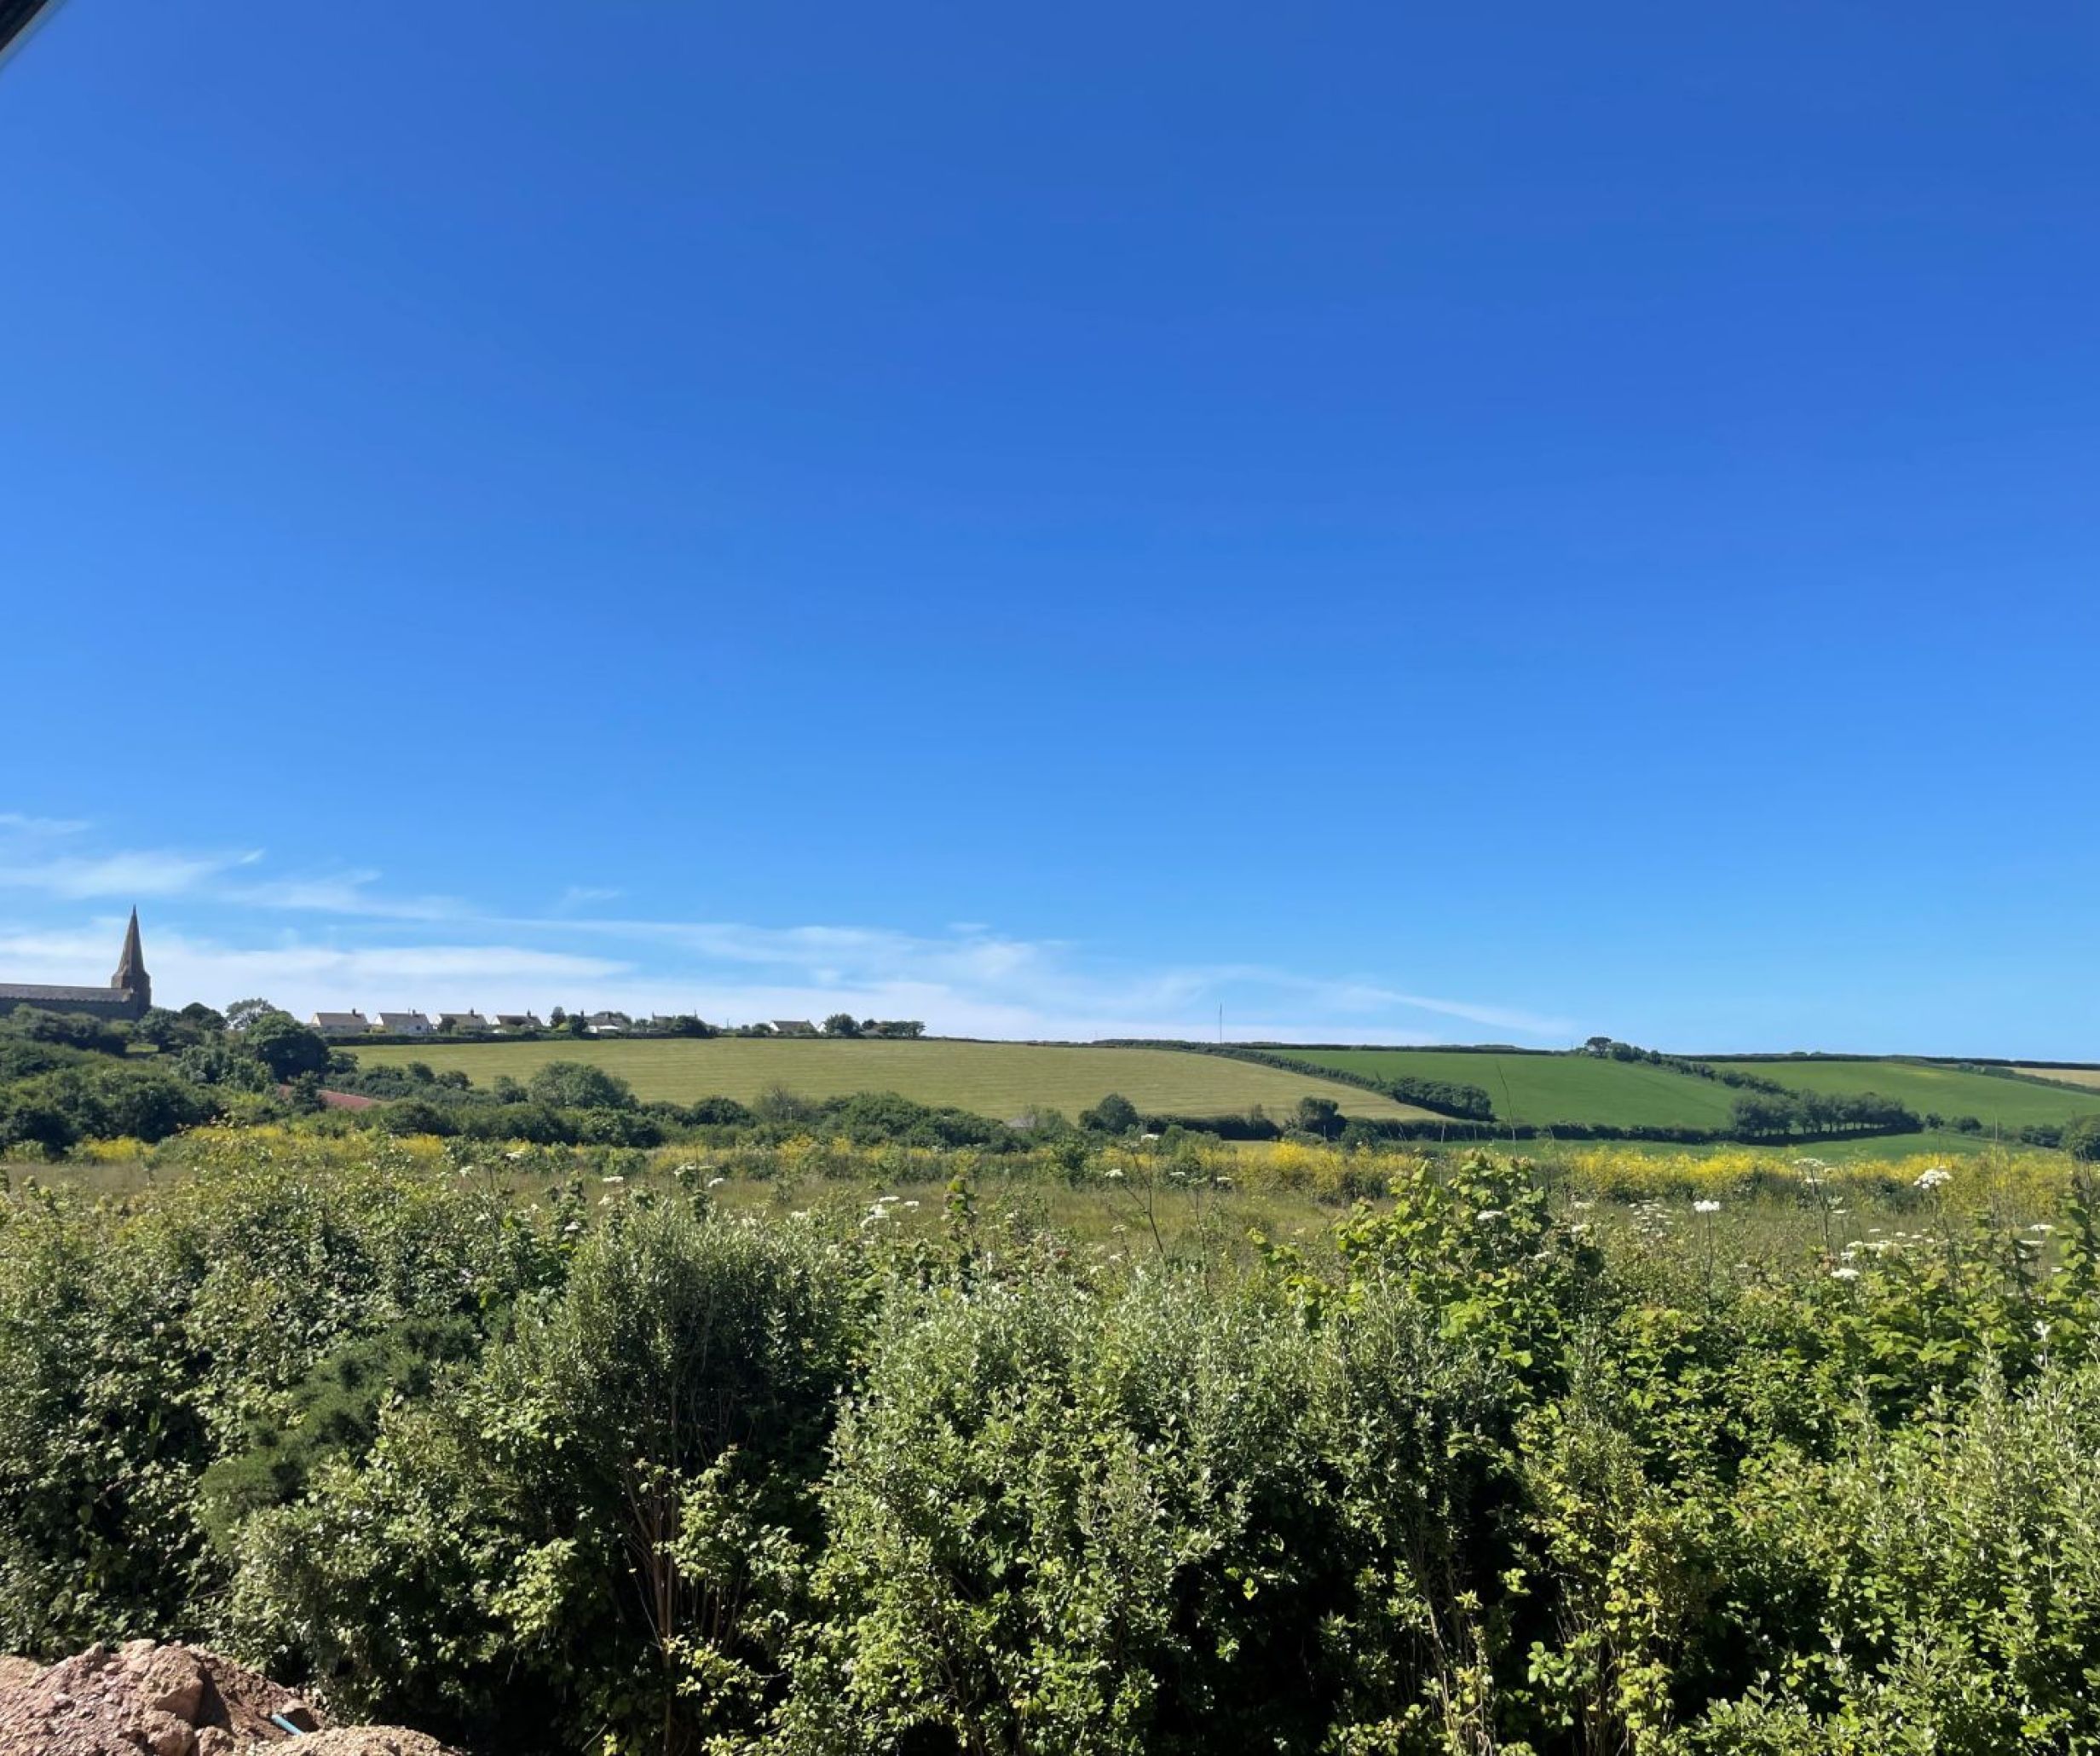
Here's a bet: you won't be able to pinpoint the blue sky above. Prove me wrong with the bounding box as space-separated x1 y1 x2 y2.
2 2 2096 1051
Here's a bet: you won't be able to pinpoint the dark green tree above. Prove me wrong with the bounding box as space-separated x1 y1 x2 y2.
526 1060 637 1110
245 1013 331 1082
224 998 280 1033
1295 1095 1343 1138
1080 1092 1141 1135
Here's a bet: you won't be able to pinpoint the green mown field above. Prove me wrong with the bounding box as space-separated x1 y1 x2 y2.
1707 1058 2100 1131
346 1037 1439 1122
1257 1048 1744 1129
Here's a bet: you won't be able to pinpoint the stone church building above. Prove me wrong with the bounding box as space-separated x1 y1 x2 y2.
0 909 153 1022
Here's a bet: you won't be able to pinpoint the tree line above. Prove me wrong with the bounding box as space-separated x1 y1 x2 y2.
1728 1089 1922 1139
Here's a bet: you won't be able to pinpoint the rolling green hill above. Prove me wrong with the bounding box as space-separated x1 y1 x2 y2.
343 1038 2100 1143
1705 1059 2100 1132
1259 1048 1744 1129
346 1037 1440 1122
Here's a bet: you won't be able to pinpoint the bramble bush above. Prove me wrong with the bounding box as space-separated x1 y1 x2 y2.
3 1142 2100 1754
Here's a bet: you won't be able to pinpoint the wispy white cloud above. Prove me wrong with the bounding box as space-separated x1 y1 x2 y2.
0 811 262 899
0 812 89 836
0 846 264 899
0 817 461 920
0 815 1574 1042
474 916 1576 1043
226 869 464 921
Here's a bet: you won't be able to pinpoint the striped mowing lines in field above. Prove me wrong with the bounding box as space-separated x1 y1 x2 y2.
347 1037 1447 1122
1263 1048 1744 1129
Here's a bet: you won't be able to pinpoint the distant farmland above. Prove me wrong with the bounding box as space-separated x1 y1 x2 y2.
347 1037 1440 1122
1705 1059 2100 1131
1261 1048 1743 1129
2014 1066 2100 1091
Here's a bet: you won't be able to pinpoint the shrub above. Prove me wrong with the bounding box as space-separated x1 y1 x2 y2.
0 1057 216 1155
228 1200 859 1753
524 1060 638 1111
0 1007 130 1057
1080 1092 1140 1135
0 1141 553 1652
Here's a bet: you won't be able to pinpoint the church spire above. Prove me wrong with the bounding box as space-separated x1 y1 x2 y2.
112 908 149 1008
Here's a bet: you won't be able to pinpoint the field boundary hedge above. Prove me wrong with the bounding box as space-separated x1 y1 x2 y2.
1140 1111 1933 1147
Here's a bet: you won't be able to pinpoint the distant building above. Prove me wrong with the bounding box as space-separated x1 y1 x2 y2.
0 910 152 1024
647 1014 708 1035
771 1019 818 1037
436 1011 490 1034
586 1010 631 1036
310 1010 372 1037
492 1013 542 1033
375 1011 434 1037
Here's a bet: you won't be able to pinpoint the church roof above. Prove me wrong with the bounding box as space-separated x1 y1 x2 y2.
113 907 147 988
0 983 127 1003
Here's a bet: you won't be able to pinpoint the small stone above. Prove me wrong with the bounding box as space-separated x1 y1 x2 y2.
144 1713 199 1756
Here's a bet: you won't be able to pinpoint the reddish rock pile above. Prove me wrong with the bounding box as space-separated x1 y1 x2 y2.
0 1643 459 1756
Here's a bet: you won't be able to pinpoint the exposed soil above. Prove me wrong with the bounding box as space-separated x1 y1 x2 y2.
0 1643 460 1756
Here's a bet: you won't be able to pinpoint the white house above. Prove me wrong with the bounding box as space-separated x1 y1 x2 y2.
375 1011 434 1037
585 1010 631 1036
436 1011 490 1034
309 1010 371 1037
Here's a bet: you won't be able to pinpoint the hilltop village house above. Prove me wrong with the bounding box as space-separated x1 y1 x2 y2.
311 1011 372 1037
0 910 153 1023
299 1008 881 1040
314 1009 548 1037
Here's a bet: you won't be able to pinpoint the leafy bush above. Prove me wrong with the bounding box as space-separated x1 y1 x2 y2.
1080 1092 1140 1135
0 1141 559 1651
525 1060 638 1110
7 1139 2100 1754
0 1053 218 1154
0 1006 130 1056
228 1198 857 1753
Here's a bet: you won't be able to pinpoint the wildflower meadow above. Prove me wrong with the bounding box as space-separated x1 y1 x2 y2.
3 1130 2098 1753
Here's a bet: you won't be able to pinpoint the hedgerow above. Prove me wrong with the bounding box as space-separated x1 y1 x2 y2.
3 1138 2097 1754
